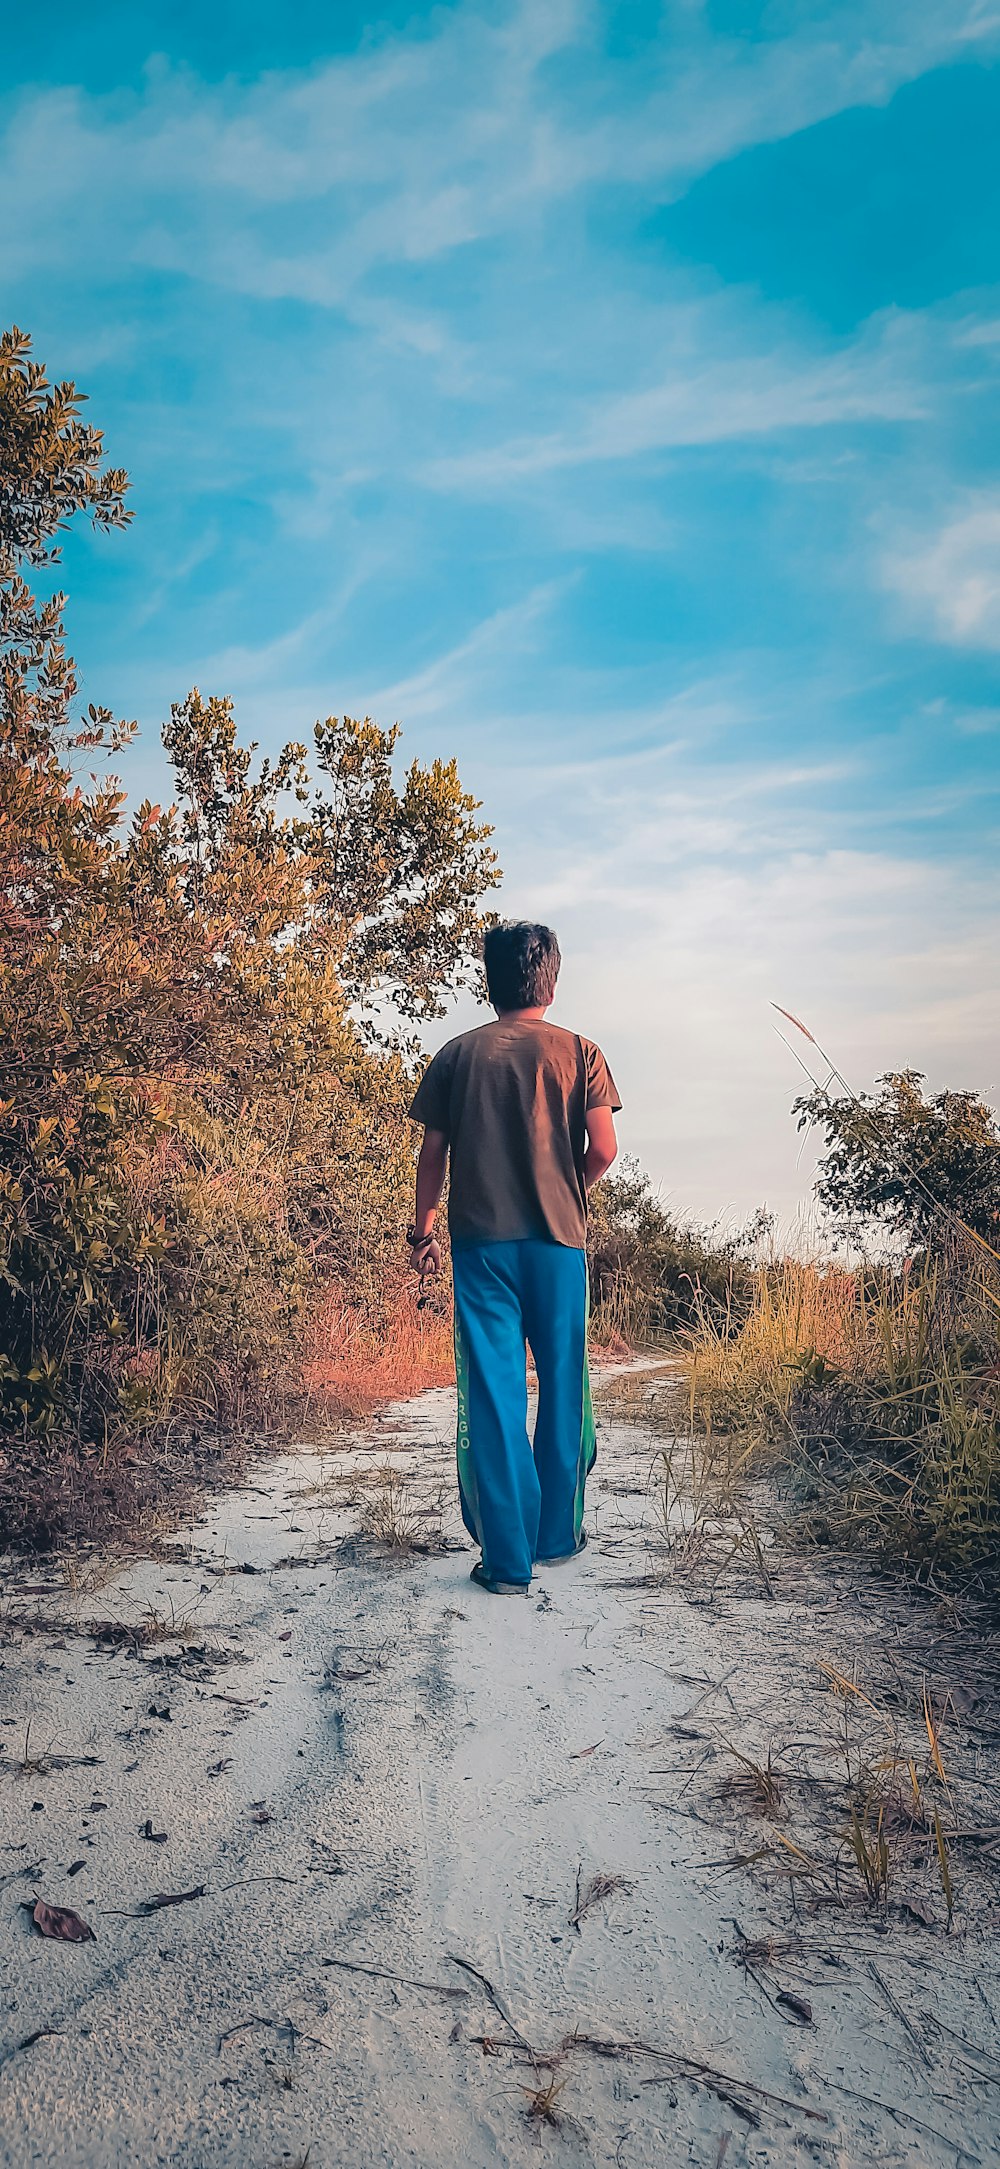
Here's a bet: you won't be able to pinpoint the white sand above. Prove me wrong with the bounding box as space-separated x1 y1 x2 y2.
2 1376 999 2168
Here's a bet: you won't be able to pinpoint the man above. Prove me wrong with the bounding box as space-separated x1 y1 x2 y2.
407 921 620 1596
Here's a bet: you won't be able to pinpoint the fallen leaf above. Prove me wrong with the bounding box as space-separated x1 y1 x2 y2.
31 1898 95 1942
776 1991 813 2024
569 1740 604 1759
140 1885 206 1914
899 1898 935 1927
277 1630 293 1643
140 1819 168 1844
66 1860 87 1877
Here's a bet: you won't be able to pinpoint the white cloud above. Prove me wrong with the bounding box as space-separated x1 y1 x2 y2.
491 766 1000 1230
2 0 996 307
883 497 1000 648
426 319 926 482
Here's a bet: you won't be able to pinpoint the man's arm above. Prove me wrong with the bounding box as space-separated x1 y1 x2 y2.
409 1127 448 1275
583 1105 618 1190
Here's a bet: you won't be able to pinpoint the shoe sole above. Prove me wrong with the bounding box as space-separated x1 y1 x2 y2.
470 1564 529 1597
535 1535 588 1567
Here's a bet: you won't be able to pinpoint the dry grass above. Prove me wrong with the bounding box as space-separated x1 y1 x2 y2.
569 1869 635 1927
301 1285 454 1423
360 1465 421 1551
683 1257 1000 1581
719 1745 785 1817
522 2071 571 2127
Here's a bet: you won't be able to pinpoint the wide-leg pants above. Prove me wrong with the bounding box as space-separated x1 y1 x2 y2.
451 1238 596 1586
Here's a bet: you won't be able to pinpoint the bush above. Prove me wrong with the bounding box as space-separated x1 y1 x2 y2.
587 1156 757 1342
0 327 500 1542
686 1255 1000 1580
794 1070 1000 1252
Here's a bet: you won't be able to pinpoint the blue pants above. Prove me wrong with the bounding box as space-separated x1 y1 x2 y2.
451 1239 596 1586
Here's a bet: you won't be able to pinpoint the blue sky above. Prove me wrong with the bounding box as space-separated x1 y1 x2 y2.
5 1 999 1229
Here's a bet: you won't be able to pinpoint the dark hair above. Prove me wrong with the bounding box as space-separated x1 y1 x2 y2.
483 921 561 1011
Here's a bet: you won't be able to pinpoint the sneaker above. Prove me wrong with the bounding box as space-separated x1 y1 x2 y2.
535 1531 588 1568
470 1560 530 1597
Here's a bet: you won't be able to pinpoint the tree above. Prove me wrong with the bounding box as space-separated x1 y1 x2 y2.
1 324 132 928
794 1071 1000 1252
0 328 500 1540
587 1157 756 1335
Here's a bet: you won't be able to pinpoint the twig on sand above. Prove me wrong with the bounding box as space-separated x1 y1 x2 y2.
0 2026 63 2075
218 2016 277 2051
678 1664 739 1724
446 1943 827 2131
522 2071 572 2127
806 2069 981 2163
572 1861 583 1933
447 1954 529 2046
323 1957 468 2002
731 1918 803 2023
218 1875 299 1893
867 1960 933 2069
622 2039 823 2129
462 2010 827 2132
16 2027 62 2054
569 1871 634 1928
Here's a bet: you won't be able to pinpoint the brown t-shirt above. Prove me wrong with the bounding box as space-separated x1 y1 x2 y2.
409 1018 621 1248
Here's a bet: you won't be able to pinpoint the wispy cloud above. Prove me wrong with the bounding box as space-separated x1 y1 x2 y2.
4 0 996 305
426 319 926 484
883 496 1000 648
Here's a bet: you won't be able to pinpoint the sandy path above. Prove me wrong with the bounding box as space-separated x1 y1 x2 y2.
2 1379 999 2168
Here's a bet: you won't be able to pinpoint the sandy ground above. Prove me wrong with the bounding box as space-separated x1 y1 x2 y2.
2 1369 1000 2169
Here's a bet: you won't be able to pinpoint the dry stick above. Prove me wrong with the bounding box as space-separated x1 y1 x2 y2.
0 2034 58 2078
806 2070 980 2162
104 1885 207 1917
469 2021 826 2129
868 1960 933 2070
218 2016 276 2052
678 1664 739 1725
580 2037 825 2125
569 1872 634 1929
677 1746 715 1800
731 1917 797 2024
324 1957 468 2003
217 1874 299 1892
921 2011 1000 2082
447 1954 530 2047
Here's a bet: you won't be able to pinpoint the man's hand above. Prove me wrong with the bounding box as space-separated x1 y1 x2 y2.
409 1237 443 1278
409 1130 448 1282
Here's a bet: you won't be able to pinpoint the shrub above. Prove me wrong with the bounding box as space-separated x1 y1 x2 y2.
0 327 500 1542
686 1255 1000 1579
794 1069 1000 1253
587 1156 758 1342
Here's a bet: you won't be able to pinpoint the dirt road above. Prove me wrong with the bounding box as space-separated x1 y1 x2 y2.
2 1376 998 2167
